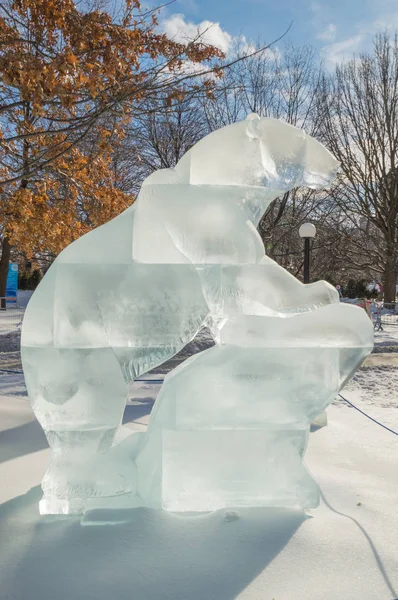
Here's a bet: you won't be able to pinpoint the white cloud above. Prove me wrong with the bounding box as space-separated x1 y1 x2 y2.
237 35 256 56
371 11 398 33
310 2 337 46
162 13 232 54
173 59 210 76
322 35 363 68
310 1 321 13
317 23 337 42
311 0 398 69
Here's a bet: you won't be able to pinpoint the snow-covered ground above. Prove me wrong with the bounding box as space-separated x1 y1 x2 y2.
0 392 397 599
0 317 397 599
344 365 398 409
0 291 32 351
373 322 398 350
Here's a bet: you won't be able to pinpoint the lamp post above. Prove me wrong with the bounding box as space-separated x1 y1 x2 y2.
299 223 316 284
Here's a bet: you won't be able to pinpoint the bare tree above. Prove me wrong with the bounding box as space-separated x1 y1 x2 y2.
119 40 374 287
132 96 208 173
200 41 342 281
319 33 398 301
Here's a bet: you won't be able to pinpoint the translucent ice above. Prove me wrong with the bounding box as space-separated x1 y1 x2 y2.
21 115 373 515
136 304 373 511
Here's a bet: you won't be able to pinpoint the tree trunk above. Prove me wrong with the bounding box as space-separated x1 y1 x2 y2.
0 237 11 306
383 247 397 303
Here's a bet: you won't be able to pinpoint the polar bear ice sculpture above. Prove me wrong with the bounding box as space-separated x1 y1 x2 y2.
21 115 374 515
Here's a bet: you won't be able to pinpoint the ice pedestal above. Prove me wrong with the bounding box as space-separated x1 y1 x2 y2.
161 429 316 511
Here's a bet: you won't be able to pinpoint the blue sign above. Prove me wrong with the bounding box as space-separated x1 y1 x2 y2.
6 263 18 303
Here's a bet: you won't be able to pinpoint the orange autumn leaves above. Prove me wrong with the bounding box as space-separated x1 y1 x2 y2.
5 130 133 256
0 0 223 114
0 0 223 258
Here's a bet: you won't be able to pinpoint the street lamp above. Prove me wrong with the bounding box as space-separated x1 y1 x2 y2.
299 223 316 284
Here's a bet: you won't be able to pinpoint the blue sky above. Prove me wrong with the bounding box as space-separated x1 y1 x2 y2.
156 0 398 67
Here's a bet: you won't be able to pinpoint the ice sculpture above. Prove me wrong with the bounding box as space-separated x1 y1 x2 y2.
21 115 374 515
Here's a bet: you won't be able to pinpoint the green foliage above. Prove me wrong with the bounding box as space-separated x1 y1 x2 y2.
18 268 42 290
342 278 378 299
